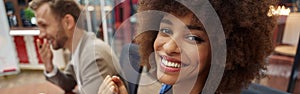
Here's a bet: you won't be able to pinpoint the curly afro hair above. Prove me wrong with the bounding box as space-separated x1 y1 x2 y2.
134 0 277 93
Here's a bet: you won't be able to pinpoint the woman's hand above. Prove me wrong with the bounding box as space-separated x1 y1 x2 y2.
98 75 128 94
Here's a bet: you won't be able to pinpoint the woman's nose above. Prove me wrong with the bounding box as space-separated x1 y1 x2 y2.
163 39 180 55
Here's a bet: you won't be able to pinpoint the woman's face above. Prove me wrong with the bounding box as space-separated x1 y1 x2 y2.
154 14 211 85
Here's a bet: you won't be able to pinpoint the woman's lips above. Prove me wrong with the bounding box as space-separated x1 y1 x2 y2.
160 56 182 72
162 57 181 68
162 56 181 63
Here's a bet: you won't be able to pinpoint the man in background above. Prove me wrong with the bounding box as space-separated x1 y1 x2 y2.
29 0 119 93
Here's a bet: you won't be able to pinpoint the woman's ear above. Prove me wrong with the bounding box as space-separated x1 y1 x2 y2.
63 14 75 30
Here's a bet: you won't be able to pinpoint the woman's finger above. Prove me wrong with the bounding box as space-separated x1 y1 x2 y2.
99 75 113 94
112 76 128 94
103 75 112 86
111 76 124 86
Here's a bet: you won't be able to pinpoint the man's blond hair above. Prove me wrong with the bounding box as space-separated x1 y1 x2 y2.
29 0 81 21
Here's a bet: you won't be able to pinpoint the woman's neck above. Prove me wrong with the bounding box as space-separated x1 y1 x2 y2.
172 68 209 94
171 75 207 94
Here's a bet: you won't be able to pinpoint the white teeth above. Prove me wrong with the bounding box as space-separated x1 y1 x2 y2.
175 63 179 68
161 58 181 68
162 59 167 65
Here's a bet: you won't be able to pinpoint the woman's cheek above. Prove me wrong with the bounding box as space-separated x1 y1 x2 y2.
154 36 165 50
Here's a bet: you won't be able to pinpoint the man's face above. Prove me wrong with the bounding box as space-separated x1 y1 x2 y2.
35 3 68 50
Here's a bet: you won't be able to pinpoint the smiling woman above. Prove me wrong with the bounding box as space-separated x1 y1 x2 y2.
98 0 277 94
135 0 277 93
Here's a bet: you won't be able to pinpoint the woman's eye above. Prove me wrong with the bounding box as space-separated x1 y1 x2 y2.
159 28 172 35
186 35 204 43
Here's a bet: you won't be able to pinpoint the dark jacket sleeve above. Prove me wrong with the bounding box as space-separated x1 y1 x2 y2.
45 64 77 92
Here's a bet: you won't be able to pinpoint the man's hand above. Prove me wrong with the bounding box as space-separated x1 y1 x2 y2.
36 38 54 72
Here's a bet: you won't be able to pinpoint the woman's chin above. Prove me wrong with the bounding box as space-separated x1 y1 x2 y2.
158 76 177 85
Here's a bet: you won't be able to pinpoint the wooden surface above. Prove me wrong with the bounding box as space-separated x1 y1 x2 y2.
275 45 297 56
2 61 296 94
0 82 64 94
0 70 161 94
0 70 64 94
263 54 300 93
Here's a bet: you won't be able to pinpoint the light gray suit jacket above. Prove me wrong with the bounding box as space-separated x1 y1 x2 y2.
46 32 119 94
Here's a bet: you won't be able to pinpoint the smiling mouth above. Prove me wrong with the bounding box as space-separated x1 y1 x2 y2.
159 56 187 72
161 58 181 68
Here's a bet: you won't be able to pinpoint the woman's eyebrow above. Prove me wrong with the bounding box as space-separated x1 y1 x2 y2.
161 19 173 25
186 25 205 31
